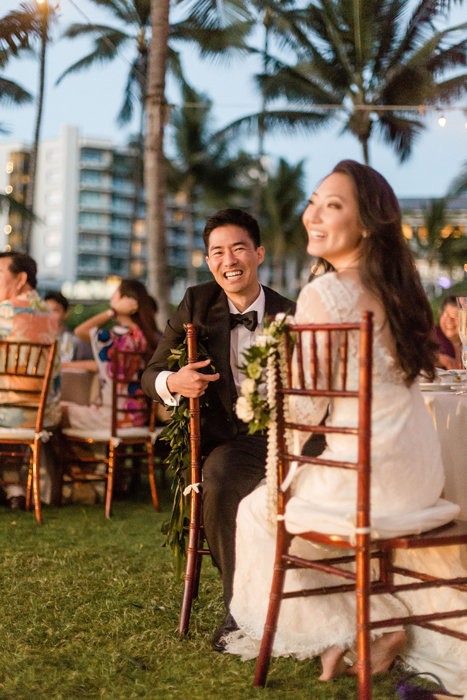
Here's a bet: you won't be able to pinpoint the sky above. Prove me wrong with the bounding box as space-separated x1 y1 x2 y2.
1 0 466 200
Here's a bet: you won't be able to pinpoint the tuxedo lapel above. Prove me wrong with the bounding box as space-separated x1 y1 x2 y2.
263 286 295 317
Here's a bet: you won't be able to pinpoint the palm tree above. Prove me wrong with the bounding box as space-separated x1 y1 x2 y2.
58 0 252 317
167 83 247 285
408 197 467 288
260 157 306 294
448 160 467 196
0 11 32 137
2 1 57 252
219 0 467 165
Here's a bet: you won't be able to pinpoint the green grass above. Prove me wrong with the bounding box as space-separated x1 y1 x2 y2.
0 486 416 699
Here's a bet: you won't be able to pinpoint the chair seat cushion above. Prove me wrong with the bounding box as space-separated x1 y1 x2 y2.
62 426 161 441
0 427 36 440
284 497 461 540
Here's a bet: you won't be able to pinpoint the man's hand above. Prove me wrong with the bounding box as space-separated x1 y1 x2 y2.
167 359 220 398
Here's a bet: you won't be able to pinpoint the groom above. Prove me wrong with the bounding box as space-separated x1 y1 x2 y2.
142 208 295 650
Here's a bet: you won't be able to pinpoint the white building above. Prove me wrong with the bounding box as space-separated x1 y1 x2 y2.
0 124 206 300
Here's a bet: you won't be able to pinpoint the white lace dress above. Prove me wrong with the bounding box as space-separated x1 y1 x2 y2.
226 273 466 692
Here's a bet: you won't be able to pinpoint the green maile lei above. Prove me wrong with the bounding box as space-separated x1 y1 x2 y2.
160 315 295 575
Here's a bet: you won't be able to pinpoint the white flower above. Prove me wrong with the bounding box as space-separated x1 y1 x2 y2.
274 312 286 323
236 396 255 422
240 377 256 396
255 333 274 347
247 362 263 380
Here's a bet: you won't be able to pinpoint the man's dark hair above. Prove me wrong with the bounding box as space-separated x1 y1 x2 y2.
0 251 37 289
44 290 69 312
202 209 261 253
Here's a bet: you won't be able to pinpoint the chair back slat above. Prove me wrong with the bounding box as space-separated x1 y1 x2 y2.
186 324 201 481
0 340 57 432
276 314 373 519
110 348 151 436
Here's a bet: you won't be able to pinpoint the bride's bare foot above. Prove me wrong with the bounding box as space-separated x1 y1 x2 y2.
318 645 348 681
348 630 406 676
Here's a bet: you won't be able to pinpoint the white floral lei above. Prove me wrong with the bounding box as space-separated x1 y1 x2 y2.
235 313 296 523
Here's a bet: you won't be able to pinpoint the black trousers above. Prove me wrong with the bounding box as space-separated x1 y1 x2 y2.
202 433 268 609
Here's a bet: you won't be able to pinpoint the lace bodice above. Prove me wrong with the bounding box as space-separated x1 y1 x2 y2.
296 272 405 386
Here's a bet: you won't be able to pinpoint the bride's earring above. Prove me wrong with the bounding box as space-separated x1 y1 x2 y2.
362 230 369 238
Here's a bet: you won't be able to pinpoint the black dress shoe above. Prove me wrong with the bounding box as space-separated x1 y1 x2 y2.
9 495 26 511
211 612 239 652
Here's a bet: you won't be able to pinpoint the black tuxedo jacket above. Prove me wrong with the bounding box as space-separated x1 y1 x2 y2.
142 281 295 448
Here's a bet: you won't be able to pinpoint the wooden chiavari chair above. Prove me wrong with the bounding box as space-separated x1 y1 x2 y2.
254 313 467 699
0 339 57 524
59 348 162 518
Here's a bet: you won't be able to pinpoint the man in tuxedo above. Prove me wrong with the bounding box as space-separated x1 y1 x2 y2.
142 208 295 650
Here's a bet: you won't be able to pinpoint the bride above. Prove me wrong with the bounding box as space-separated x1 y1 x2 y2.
223 160 461 681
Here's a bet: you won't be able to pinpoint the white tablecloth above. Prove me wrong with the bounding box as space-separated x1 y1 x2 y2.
422 390 467 518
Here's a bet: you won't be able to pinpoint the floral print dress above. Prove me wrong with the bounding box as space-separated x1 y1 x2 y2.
65 325 148 431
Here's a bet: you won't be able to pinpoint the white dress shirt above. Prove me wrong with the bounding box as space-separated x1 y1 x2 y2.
155 286 266 405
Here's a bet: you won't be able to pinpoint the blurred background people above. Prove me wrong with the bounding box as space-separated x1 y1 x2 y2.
60 278 161 503
45 290 93 362
434 295 462 370
0 251 61 509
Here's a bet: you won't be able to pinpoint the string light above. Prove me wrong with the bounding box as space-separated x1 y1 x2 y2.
438 115 447 128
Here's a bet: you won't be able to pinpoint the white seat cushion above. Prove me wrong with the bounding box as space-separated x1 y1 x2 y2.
62 426 164 442
0 427 36 440
284 497 461 541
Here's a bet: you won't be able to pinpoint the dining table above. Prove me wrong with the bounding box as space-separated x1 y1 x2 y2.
421 386 467 519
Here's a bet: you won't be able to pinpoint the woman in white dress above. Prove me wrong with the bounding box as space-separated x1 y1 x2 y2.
225 160 450 680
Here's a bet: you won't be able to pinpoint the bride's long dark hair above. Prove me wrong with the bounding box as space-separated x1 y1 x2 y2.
317 160 437 383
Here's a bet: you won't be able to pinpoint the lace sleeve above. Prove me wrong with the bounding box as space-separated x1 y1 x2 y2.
291 277 342 452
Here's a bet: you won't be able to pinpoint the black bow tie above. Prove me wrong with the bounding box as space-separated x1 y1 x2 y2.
229 310 258 332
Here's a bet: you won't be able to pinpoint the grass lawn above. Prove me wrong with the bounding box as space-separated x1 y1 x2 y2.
0 485 423 699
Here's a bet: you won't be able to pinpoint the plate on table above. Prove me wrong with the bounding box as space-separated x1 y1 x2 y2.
419 383 461 392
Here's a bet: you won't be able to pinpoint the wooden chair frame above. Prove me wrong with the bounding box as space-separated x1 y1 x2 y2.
254 314 467 699
59 348 162 518
0 339 57 524
178 323 211 635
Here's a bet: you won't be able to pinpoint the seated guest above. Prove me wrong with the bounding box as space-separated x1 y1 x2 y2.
434 295 462 370
61 279 160 432
44 291 93 362
0 252 61 509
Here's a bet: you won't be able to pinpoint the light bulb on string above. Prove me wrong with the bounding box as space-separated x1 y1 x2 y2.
437 115 447 128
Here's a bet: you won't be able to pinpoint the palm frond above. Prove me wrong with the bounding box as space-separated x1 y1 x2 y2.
216 109 331 141
0 77 32 104
56 30 129 84
447 161 467 196
374 112 425 162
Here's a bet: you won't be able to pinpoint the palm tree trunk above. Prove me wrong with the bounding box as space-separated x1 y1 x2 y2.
145 0 171 323
23 23 47 253
184 188 197 287
129 106 145 278
361 137 370 166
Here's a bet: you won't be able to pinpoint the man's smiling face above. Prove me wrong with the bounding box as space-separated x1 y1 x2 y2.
205 225 265 309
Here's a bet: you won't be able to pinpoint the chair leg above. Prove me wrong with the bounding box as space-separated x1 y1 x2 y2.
192 528 204 601
355 539 372 699
254 531 290 687
147 440 160 511
178 490 203 635
105 444 115 519
32 440 42 525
